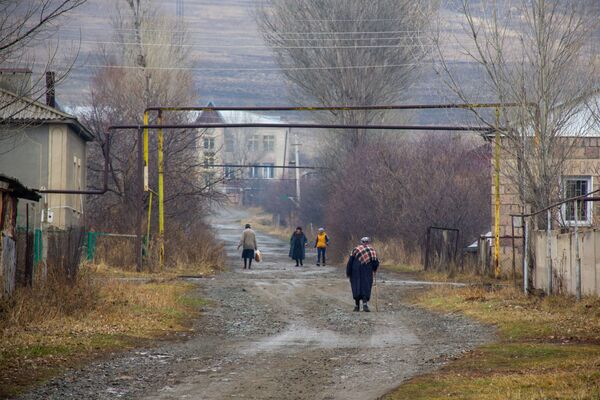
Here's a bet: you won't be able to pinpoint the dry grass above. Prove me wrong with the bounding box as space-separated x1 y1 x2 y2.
385 286 600 400
0 267 207 397
242 207 292 242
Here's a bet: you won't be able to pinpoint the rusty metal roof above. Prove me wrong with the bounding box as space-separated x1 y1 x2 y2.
0 174 40 202
0 88 93 141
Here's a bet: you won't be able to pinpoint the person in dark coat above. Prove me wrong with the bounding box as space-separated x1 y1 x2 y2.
346 237 379 312
289 227 308 267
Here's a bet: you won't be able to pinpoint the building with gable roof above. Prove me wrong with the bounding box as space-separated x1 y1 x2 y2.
196 103 291 198
0 70 93 229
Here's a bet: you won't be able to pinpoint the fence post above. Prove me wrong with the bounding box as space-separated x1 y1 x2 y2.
574 200 581 300
546 209 552 295
523 217 529 294
511 216 516 288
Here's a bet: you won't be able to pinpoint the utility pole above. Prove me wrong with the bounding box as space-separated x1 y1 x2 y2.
136 128 144 272
293 133 301 205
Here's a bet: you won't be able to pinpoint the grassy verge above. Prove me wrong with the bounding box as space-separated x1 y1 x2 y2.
380 261 517 287
240 207 291 242
385 286 600 400
0 266 210 398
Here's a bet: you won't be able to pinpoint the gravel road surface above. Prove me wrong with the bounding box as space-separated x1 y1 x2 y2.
18 209 493 400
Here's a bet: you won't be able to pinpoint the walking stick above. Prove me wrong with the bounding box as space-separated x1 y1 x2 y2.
373 272 379 312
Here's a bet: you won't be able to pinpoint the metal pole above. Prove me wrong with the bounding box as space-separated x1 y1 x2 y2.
494 107 501 279
143 111 149 191
574 200 581 300
136 128 144 272
158 110 165 268
294 133 301 205
282 128 289 180
546 209 552 295
147 191 153 241
511 216 516 288
523 218 529 294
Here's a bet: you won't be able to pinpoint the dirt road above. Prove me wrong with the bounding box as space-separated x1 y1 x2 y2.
19 210 493 400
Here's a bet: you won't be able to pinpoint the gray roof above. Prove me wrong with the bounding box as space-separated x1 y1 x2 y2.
0 88 93 141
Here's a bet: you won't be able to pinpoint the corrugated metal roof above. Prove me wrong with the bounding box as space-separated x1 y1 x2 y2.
0 88 93 141
0 174 40 201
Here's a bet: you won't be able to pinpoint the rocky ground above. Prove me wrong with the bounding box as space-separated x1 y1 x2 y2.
18 209 494 400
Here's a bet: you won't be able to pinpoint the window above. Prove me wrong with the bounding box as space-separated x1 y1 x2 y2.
263 135 275 152
249 166 261 179
247 135 259 151
225 136 234 152
562 176 592 224
203 137 215 150
263 163 275 179
203 154 215 167
224 166 237 180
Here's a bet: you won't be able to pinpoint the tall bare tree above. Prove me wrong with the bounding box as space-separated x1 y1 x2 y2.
436 0 600 216
257 0 437 150
85 0 224 267
0 0 87 102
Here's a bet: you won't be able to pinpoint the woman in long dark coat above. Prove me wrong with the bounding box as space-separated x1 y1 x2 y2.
289 227 307 267
346 237 379 312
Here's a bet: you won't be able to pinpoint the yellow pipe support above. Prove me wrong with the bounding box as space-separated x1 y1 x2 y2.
146 191 153 239
143 112 149 191
158 111 165 267
494 107 501 279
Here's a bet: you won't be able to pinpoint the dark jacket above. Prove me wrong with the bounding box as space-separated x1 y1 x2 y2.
289 232 307 260
346 253 380 301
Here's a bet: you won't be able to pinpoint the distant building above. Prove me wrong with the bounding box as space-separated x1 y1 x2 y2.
0 69 93 229
196 103 291 198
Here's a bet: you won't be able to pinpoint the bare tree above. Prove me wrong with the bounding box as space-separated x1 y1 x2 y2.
436 0 600 216
0 0 87 102
257 0 437 150
84 0 224 267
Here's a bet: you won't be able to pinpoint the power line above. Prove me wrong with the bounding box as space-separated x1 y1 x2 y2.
60 25 431 36
71 62 436 72
78 40 432 50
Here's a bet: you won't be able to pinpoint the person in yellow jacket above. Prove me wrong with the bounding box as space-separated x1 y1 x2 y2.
314 228 330 266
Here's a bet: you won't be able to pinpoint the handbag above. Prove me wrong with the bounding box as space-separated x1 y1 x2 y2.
254 249 262 262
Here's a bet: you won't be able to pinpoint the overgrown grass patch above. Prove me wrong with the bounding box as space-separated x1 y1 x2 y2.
385 286 600 399
0 267 207 397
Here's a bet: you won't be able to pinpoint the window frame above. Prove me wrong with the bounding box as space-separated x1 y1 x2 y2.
203 137 215 150
247 135 260 152
263 163 275 179
561 175 593 226
249 165 261 179
263 135 275 152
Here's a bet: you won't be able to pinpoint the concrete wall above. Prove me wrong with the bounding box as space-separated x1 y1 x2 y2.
0 123 87 229
534 229 600 296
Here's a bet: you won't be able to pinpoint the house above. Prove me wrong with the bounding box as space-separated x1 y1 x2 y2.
0 174 40 297
491 104 600 294
0 69 93 229
196 103 291 198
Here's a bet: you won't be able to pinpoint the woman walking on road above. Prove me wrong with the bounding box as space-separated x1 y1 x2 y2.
237 223 257 270
346 237 379 312
289 226 307 267
314 227 330 266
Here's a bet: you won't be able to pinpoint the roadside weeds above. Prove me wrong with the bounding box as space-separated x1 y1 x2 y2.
0 265 213 398
384 285 600 400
